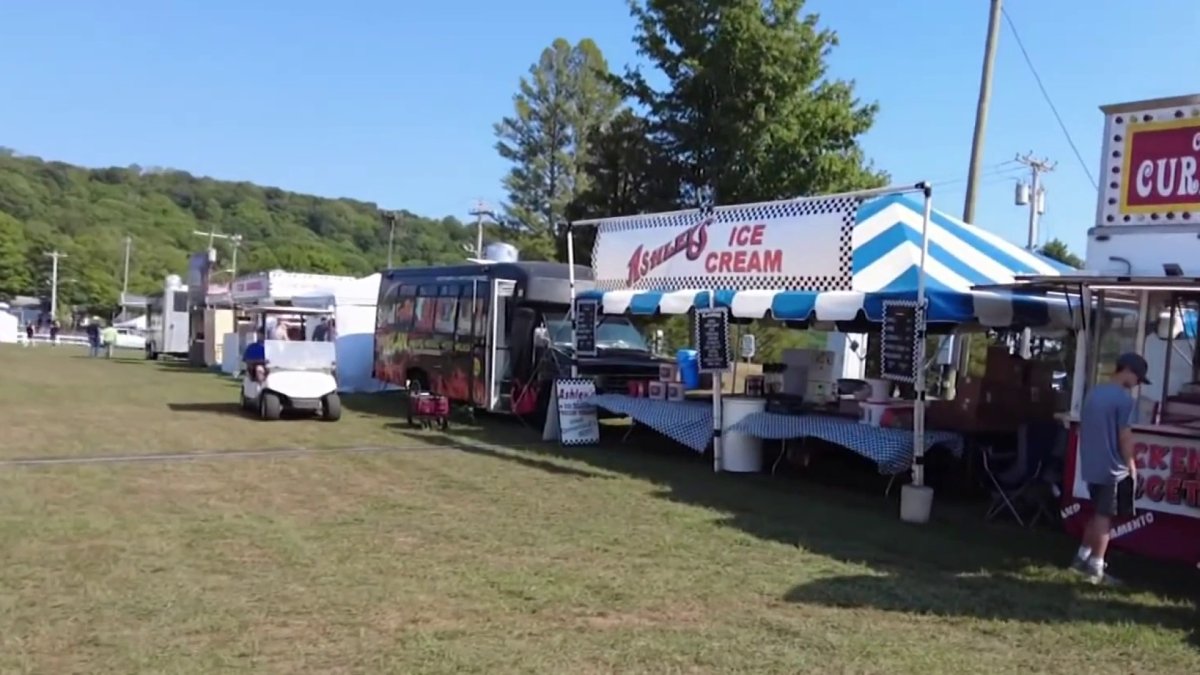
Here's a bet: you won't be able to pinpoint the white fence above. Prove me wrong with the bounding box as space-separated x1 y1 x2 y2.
15 334 93 347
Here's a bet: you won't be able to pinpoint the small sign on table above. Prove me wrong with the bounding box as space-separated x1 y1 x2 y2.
695 307 731 373
574 298 599 357
542 378 600 446
881 300 923 384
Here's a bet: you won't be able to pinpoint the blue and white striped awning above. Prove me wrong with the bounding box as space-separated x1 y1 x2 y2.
578 194 1078 328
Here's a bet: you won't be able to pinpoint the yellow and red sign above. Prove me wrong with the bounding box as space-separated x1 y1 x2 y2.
1120 117 1200 214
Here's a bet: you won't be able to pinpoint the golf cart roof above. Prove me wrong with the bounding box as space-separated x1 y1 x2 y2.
244 305 333 316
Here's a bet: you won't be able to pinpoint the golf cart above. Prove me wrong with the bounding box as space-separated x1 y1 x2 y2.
240 305 341 421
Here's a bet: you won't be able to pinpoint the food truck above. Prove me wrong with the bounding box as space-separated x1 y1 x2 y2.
373 260 665 419
144 274 191 359
1001 94 1200 567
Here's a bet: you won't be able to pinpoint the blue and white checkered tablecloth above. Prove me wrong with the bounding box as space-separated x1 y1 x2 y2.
728 412 964 474
587 394 713 453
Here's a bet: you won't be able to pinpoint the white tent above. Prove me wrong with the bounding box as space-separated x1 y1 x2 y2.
292 273 390 393
114 315 147 331
0 310 17 344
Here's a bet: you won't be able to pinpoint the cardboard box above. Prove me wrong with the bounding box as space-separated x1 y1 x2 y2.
647 381 667 400
1024 361 1057 389
925 400 958 430
837 398 862 417
666 382 684 401
985 346 1025 385
659 364 677 382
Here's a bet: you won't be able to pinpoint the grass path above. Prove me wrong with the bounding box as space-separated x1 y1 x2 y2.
0 345 1195 673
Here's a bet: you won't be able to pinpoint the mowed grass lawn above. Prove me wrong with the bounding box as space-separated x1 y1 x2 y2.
0 345 1196 673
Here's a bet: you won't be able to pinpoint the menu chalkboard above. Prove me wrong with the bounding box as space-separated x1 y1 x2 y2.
695 307 731 373
881 300 921 383
574 298 599 357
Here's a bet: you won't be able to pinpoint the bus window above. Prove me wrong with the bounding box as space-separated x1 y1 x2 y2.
473 292 490 338
393 284 417 330
456 289 475 340
434 285 458 336
413 285 438 333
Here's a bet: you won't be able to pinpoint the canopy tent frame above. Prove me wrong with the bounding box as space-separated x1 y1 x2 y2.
563 182 937 502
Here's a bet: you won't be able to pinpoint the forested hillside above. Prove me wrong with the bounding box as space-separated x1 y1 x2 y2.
0 150 475 312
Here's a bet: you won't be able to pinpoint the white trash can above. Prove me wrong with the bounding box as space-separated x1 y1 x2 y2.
720 396 767 472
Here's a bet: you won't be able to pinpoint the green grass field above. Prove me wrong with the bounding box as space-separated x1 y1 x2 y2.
0 344 1196 673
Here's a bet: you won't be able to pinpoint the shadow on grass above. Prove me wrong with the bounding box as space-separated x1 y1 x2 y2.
784 572 1199 650
106 359 224 376
338 393 1200 636
167 402 244 416
384 422 608 480
411 419 1200 632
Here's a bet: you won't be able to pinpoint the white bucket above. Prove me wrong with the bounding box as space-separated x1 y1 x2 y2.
900 484 934 524
720 396 767 472
866 378 891 400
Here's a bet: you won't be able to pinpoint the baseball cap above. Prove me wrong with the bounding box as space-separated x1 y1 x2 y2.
1116 352 1151 385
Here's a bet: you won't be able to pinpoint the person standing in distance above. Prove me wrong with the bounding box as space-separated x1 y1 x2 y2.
1071 352 1148 585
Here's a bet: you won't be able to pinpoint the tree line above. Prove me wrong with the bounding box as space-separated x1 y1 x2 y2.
0 151 477 314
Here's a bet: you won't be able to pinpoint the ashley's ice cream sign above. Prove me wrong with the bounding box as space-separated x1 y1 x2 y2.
591 197 859 292
1097 94 1200 226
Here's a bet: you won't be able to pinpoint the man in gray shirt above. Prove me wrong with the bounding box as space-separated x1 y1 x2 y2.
1071 352 1147 584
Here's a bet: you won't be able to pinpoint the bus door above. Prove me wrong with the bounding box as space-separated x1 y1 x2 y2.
464 280 488 409
488 279 517 411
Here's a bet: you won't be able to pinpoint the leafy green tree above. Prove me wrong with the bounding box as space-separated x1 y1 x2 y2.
597 0 886 363
495 38 620 259
625 0 886 205
564 109 680 264
1039 238 1083 269
0 212 32 297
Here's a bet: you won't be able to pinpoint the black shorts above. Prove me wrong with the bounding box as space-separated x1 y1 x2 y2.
1088 479 1136 518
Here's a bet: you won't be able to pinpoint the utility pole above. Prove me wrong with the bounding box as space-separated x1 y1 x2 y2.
381 211 400 268
44 250 67 320
192 229 242 291
192 229 239 261
950 0 1003 397
962 0 1004 225
227 234 243 280
1014 152 1055 250
120 235 132 303
468 200 491 259
1014 153 1054 359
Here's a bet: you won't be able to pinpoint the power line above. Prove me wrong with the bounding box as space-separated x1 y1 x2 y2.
1001 7 1098 190
914 161 1019 189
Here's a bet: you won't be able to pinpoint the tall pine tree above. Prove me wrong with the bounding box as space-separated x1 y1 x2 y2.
494 38 620 259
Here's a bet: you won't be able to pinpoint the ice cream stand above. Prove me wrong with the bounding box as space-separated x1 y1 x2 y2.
564 174 1084 524
567 182 1053 523
992 94 1200 567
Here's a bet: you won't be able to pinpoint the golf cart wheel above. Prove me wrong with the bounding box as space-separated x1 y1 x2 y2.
260 392 282 421
322 393 342 422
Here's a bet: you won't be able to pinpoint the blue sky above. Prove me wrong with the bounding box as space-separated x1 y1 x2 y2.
1 0 1197 255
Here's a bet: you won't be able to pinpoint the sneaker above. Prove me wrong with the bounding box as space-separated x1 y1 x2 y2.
1088 570 1123 586
1069 556 1090 575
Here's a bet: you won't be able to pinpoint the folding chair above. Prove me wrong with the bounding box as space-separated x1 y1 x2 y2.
982 422 1060 526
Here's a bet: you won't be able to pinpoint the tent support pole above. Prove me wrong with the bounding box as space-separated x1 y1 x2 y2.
711 291 723 473
896 183 936 518
566 222 578 379
912 184 933 492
